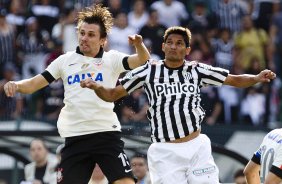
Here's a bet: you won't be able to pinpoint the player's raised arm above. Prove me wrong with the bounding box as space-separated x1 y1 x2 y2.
127 34 150 69
80 78 128 102
4 74 49 97
224 69 276 88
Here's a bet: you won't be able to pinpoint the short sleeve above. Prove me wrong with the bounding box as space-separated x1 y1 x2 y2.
196 63 229 86
109 50 129 74
45 55 65 80
119 62 149 94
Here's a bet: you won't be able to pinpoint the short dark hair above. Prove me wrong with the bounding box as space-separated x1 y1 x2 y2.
30 138 48 151
163 26 192 48
77 4 113 38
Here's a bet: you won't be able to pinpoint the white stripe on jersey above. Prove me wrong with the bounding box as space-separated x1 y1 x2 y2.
120 60 229 142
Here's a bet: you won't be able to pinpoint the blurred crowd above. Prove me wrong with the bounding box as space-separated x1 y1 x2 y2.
0 0 281 133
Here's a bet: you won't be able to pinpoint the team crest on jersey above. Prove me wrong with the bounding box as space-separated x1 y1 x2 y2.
57 168 63 182
93 59 103 66
81 63 90 69
125 71 133 79
183 72 192 80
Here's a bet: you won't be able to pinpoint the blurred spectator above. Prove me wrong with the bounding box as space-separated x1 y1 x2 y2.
34 39 64 122
88 164 108 184
17 16 50 79
139 8 166 58
188 34 214 66
24 139 58 184
107 0 124 18
186 0 217 35
233 169 246 184
213 0 249 33
119 90 149 124
234 15 269 71
0 8 15 79
211 28 234 70
150 0 188 28
269 10 282 79
130 154 151 184
143 39 160 61
16 16 50 118
52 7 78 52
0 179 7 184
200 86 223 125
30 0 60 34
6 0 26 36
241 86 266 125
218 85 242 124
106 12 135 54
0 62 23 119
251 0 280 32
127 0 148 32
245 56 262 75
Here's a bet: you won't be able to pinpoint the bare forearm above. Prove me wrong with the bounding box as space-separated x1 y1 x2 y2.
135 42 150 62
245 174 260 184
224 74 259 88
16 75 48 94
94 86 117 102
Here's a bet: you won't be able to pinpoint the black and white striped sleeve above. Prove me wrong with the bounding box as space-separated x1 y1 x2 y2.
196 63 229 86
119 62 149 94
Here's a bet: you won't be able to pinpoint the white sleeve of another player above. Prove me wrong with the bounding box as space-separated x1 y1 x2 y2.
108 50 129 74
45 55 65 80
272 144 282 169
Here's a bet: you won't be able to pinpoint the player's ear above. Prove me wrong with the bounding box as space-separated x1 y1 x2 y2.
186 47 191 55
162 43 165 52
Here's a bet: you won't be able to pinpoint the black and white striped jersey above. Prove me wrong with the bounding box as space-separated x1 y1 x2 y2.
120 60 229 142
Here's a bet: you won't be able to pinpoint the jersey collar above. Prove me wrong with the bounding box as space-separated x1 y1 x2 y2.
76 46 104 58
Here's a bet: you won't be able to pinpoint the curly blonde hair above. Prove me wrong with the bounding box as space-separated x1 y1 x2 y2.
77 4 113 38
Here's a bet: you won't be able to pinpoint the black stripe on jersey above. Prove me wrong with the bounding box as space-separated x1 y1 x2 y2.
188 95 197 132
159 65 170 141
178 66 190 135
169 95 180 139
149 65 160 142
270 166 282 179
199 72 225 84
125 75 146 92
41 70 55 83
120 63 149 85
179 94 189 135
168 69 180 139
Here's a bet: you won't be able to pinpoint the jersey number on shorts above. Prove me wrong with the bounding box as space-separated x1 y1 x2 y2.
118 153 130 167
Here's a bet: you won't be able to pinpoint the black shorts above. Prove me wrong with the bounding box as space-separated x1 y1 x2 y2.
57 131 134 184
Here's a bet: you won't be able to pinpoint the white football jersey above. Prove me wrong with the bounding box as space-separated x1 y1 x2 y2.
252 128 282 181
45 49 128 137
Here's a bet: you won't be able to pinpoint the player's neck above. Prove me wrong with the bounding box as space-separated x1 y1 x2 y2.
164 59 184 69
83 48 100 58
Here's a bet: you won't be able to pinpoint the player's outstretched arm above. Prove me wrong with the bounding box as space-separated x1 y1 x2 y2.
4 74 49 97
127 34 150 69
244 160 261 184
224 69 276 88
80 78 128 102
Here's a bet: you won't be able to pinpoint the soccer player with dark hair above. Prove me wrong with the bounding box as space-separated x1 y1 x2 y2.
81 26 276 183
4 4 150 184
